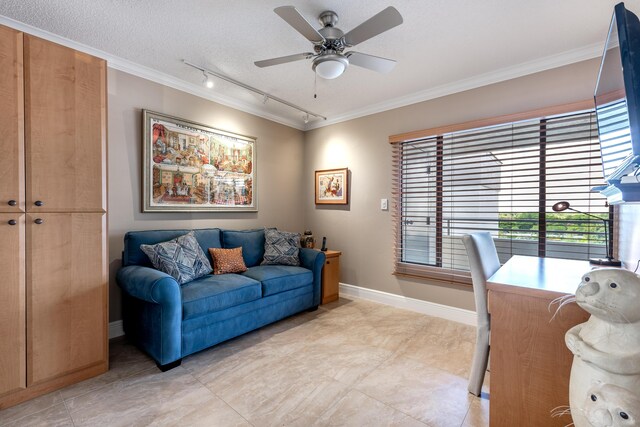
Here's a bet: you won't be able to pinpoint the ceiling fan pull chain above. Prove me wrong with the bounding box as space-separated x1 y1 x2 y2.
314 71 317 99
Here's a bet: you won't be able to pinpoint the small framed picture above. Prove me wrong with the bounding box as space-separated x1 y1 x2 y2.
315 168 348 205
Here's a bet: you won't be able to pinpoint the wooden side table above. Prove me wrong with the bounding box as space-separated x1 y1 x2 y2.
321 250 341 304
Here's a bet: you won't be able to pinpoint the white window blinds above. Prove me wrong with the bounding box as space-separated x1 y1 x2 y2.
391 109 611 284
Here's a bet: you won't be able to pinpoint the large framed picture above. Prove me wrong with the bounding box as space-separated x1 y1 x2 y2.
142 110 257 212
315 168 349 205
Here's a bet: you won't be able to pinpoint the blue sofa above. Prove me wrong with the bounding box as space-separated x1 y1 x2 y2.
116 228 326 371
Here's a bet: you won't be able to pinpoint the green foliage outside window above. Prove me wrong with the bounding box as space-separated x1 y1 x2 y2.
498 212 607 244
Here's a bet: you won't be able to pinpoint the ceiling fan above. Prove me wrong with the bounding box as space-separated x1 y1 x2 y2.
255 5 403 80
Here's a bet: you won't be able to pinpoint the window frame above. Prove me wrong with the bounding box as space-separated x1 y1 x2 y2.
389 100 612 286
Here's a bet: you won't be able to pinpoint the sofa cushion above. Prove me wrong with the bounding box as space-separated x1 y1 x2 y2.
141 231 212 285
242 265 312 297
261 229 300 266
221 229 265 267
181 274 261 320
209 247 247 275
123 228 222 267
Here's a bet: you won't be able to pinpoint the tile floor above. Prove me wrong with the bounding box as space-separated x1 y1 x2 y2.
0 298 489 427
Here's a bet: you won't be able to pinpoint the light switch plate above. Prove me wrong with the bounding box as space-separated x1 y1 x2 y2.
381 198 388 210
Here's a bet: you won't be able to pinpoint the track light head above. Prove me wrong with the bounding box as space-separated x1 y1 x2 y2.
202 71 214 89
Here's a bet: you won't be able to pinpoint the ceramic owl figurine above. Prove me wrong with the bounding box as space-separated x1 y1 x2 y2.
565 268 640 427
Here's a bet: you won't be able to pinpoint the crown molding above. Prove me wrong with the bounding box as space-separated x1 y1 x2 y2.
0 15 305 131
1 14 603 133
106 60 305 130
303 42 604 131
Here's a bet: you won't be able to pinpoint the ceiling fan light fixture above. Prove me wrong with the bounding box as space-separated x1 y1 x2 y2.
312 54 349 79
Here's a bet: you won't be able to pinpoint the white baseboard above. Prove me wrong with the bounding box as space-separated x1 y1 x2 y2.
109 320 124 339
339 283 477 326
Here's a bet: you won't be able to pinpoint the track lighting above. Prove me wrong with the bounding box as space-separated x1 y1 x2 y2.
184 60 326 122
202 71 214 89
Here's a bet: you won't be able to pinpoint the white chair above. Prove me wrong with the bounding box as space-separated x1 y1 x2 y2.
462 232 501 396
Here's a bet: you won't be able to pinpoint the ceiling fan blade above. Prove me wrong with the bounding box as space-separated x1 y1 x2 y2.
346 52 397 73
343 6 403 47
254 52 314 68
274 6 325 44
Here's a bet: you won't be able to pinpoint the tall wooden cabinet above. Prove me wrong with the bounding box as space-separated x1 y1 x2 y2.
0 213 25 397
0 26 108 409
0 25 26 399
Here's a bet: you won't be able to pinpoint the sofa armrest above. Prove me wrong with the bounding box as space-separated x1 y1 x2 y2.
299 248 326 306
116 265 181 305
116 265 182 366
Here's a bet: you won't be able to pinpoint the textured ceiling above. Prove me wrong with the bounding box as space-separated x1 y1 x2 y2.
0 0 637 129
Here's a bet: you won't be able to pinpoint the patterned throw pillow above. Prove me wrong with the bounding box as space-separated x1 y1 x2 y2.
209 247 248 275
140 231 212 284
261 228 300 266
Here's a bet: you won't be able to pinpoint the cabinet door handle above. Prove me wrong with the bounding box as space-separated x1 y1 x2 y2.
34 200 44 207
327 261 331 264
8 219 17 226
34 218 44 225
8 200 17 206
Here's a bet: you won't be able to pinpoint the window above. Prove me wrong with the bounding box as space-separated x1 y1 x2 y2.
391 104 612 284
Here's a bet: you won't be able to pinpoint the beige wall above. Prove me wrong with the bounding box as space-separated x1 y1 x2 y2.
303 58 603 311
108 57 639 323
108 69 305 321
